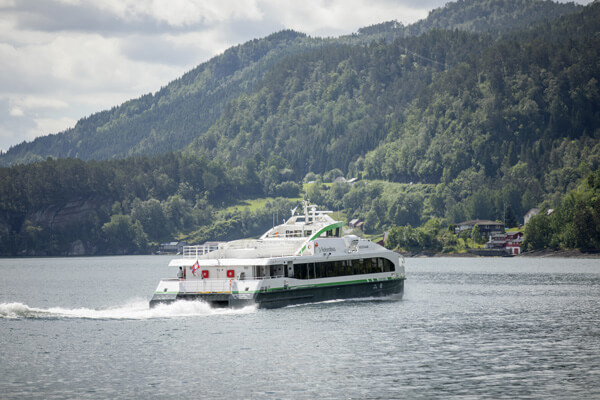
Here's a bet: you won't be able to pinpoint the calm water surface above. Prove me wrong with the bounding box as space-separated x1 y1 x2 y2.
1 256 599 399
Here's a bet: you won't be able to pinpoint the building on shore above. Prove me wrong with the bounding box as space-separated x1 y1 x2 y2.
349 218 364 231
158 241 189 254
454 219 505 237
484 232 524 255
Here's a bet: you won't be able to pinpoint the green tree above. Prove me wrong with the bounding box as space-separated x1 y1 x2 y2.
524 211 552 250
471 225 485 245
131 199 171 242
101 214 148 254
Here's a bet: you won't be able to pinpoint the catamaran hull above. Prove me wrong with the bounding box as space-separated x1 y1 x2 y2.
149 278 404 309
233 277 404 309
149 292 231 308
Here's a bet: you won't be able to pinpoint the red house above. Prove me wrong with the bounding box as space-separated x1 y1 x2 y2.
484 231 523 255
505 232 524 255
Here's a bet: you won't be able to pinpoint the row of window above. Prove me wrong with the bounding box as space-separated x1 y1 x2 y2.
285 229 312 238
292 257 395 280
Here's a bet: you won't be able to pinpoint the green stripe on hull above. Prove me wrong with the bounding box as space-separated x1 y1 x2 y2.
232 277 404 294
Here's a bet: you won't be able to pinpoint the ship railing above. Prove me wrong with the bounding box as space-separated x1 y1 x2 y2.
178 278 232 293
182 245 220 258
251 274 285 280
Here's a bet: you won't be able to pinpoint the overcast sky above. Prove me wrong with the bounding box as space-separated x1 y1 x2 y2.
0 0 592 152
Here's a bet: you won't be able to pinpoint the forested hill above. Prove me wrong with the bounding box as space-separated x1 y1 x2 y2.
185 2 600 220
355 0 581 40
1 0 598 256
362 3 600 223
0 0 581 167
185 30 490 173
405 0 582 36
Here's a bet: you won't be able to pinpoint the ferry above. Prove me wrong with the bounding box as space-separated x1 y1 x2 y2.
149 202 405 309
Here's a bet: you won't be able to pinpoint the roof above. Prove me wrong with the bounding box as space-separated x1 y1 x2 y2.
506 232 523 238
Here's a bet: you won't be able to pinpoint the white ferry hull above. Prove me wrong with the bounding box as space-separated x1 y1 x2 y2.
149 276 404 309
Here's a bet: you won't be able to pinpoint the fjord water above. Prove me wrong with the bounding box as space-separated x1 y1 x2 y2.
1 256 599 399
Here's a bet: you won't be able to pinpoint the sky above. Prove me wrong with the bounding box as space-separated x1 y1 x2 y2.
0 0 593 152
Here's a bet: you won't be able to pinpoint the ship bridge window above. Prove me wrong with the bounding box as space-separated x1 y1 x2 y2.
324 228 341 238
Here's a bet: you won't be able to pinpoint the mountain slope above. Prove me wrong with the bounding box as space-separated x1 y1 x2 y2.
188 2 600 220
0 30 321 165
185 30 490 175
406 0 581 36
354 0 581 40
361 2 600 221
0 0 582 166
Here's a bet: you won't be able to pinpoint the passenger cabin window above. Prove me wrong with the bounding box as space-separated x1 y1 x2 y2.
270 264 284 278
254 265 266 278
293 257 394 279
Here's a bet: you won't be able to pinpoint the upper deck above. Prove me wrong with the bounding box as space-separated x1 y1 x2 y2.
180 201 345 261
182 237 306 260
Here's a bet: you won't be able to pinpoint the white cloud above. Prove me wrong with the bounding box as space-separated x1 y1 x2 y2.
147 0 262 26
257 0 428 37
9 107 24 117
13 97 69 110
32 116 78 136
310 0 432 27
77 0 265 30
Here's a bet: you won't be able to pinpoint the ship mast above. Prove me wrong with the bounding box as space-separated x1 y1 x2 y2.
303 200 310 224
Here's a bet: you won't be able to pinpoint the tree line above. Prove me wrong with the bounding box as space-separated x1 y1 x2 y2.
0 153 300 255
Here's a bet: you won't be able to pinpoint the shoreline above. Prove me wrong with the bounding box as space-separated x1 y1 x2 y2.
2 249 600 259
400 249 600 258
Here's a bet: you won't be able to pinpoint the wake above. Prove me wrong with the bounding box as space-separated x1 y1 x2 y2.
284 293 404 309
0 299 256 320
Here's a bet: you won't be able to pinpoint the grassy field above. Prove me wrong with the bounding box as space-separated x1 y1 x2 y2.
222 197 303 213
222 196 351 223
